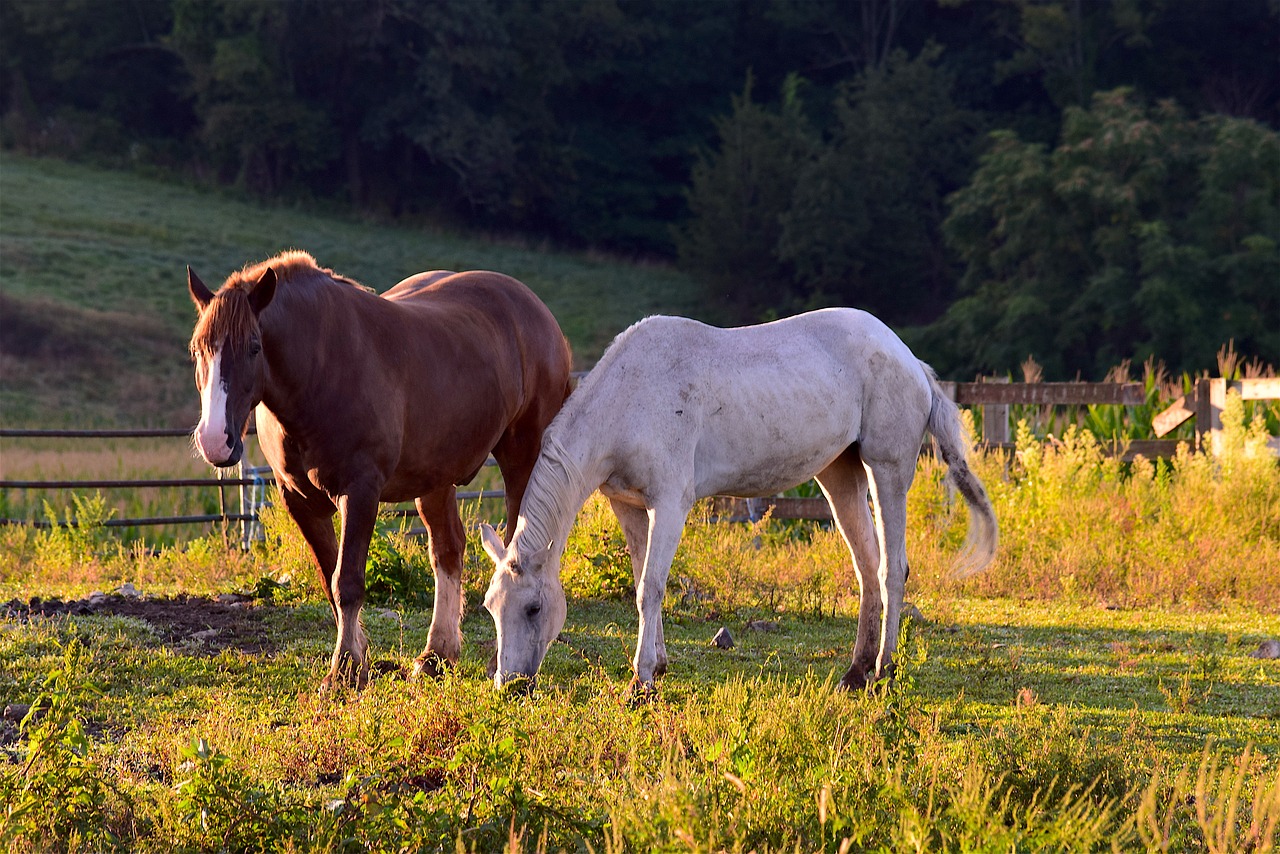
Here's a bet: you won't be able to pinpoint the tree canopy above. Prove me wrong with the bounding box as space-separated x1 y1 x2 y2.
3 0 1277 376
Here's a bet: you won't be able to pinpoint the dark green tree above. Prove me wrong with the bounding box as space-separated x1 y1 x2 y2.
676 74 816 321
777 45 979 322
921 88 1279 379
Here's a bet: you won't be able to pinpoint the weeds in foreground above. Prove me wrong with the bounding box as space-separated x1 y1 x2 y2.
1 626 1275 853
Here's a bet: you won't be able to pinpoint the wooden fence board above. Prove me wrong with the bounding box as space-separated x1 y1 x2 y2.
953 382 1145 405
1152 395 1194 437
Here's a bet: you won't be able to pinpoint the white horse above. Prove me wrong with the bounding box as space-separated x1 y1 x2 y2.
480 308 998 692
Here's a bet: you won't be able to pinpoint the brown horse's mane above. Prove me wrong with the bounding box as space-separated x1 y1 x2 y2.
190 251 369 357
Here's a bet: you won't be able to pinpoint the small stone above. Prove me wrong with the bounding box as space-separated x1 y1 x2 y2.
3 701 47 723
117 582 141 598
215 593 251 605
711 627 734 649
3 703 30 722
1249 639 1280 660
745 619 779 633
190 629 220 642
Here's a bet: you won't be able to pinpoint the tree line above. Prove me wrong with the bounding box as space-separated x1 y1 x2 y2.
3 0 1277 378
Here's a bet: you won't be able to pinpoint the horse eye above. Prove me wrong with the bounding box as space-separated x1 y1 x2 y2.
249 338 262 356
526 603 541 618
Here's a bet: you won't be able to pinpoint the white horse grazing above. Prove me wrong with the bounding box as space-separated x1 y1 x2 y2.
481 308 998 692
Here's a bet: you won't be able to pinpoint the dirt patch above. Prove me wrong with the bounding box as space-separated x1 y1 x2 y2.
5 593 275 656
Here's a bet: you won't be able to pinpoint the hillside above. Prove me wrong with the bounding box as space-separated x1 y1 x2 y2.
0 154 708 427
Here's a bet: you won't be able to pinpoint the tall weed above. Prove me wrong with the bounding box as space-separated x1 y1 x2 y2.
944 390 1279 610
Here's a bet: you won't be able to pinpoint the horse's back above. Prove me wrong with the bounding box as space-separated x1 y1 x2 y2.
594 308 921 392
574 308 930 498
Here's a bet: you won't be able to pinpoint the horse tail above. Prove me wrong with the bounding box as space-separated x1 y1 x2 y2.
921 362 999 578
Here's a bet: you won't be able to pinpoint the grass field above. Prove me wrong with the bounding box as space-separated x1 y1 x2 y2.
0 153 707 427
2 155 1278 851
3 422 1278 851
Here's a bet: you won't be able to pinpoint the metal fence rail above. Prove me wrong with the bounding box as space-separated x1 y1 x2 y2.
4 378 1275 540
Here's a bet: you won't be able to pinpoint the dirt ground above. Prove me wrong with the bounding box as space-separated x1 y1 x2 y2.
4 592 273 655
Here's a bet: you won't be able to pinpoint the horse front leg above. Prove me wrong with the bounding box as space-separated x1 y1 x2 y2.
322 487 379 690
279 487 339 624
411 487 466 679
608 496 667 677
631 500 689 692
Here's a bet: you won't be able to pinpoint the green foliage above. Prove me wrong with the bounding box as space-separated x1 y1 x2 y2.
946 397 1280 609
677 73 817 320
0 641 123 851
927 88 1280 379
777 45 980 322
34 492 115 569
363 519 434 609
680 47 981 324
560 494 633 600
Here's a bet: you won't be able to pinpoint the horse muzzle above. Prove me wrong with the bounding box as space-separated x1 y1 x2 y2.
494 671 536 696
195 430 243 468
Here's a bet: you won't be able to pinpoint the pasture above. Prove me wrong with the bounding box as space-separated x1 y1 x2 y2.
3 422 1278 851
1 156 1278 851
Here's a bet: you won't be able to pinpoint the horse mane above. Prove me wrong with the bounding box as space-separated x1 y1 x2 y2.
225 250 371 294
190 250 370 357
512 433 586 561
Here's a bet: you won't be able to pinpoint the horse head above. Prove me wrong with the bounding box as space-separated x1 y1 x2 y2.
480 523 566 693
187 266 277 467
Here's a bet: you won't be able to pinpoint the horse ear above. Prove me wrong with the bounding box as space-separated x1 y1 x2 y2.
188 267 214 311
249 267 277 315
479 523 506 565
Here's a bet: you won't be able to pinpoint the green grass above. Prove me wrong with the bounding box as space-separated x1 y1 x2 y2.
0 153 707 426
2 424 1278 850
1 588 1276 852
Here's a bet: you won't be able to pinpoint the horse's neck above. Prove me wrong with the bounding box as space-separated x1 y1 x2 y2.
511 436 599 558
256 280 358 422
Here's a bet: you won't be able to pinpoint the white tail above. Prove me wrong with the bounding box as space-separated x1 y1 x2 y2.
923 364 999 578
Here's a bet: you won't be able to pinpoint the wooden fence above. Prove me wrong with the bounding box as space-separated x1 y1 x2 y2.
2 379 1277 534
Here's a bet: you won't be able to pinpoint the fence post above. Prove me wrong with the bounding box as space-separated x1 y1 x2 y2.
1195 377 1226 455
981 376 1011 446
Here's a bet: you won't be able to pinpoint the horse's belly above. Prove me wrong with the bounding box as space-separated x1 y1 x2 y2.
693 409 855 499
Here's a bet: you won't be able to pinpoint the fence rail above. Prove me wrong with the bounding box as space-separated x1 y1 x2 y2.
3 377 1276 538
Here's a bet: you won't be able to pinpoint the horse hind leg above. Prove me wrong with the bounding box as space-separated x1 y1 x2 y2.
412 487 467 679
862 452 917 688
815 447 884 691
608 496 667 677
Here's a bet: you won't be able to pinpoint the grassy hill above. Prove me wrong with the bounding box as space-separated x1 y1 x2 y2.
0 154 709 427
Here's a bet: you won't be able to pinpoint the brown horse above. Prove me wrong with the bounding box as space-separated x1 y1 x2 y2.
187 251 572 688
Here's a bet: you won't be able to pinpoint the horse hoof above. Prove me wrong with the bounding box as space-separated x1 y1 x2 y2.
497 675 536 698
837 668 871 692
627 679 660 707
411 654 450 680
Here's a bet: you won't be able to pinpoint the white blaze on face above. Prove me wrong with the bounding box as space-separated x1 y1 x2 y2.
194 349 233 464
